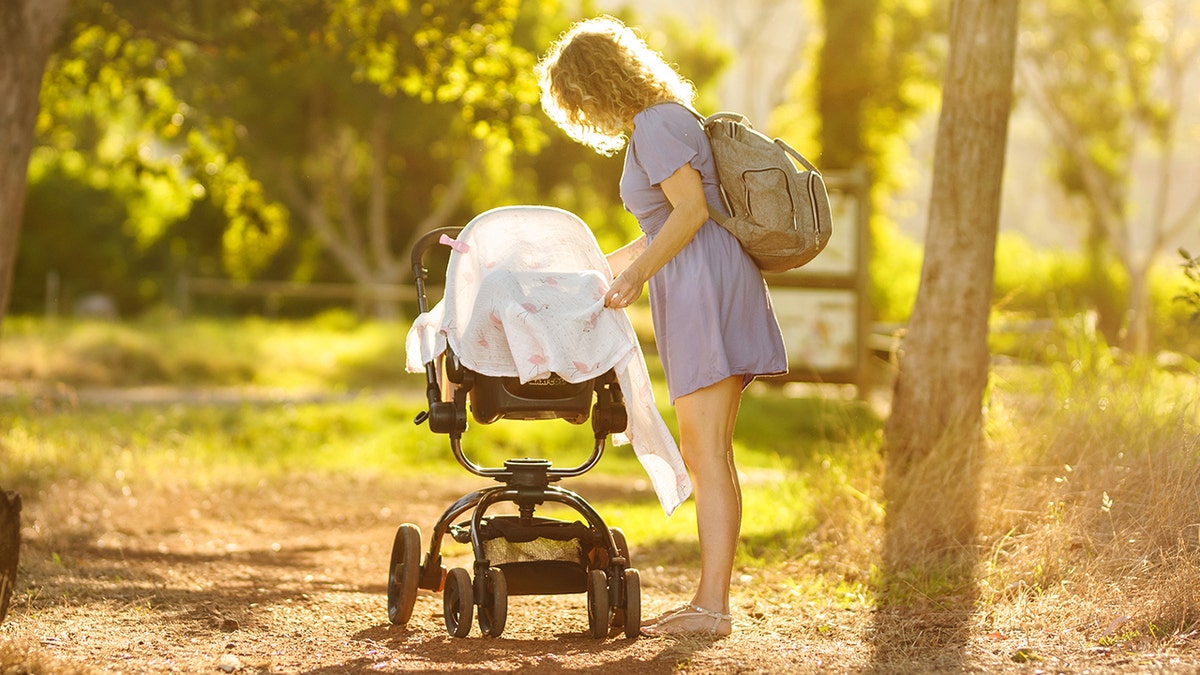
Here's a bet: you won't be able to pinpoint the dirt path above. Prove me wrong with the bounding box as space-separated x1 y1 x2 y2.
2 473 1197 674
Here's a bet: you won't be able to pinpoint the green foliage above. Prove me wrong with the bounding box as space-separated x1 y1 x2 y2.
790 0 946 336
25 1 735 316
802 0 946 287
14 160 142 315
31 0 559 305
991 232 1129 321
1021 0 1166 200
871 226 1198 359
868 219 922 323
861 0 947 190
1017 0 1198 352
1178 248 1200 325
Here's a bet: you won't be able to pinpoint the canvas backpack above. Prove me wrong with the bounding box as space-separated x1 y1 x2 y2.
692 110 833 273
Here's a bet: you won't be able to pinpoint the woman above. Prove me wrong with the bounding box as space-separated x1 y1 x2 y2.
536 16 787 637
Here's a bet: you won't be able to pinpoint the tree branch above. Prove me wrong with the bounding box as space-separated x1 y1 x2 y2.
279 170 371 283
399 139 484 280
1016 60 1130 259
367 107 396 282
332 128 365 260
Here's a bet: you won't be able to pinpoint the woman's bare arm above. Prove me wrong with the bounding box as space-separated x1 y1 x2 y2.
606 235 647 278
604 162 708 308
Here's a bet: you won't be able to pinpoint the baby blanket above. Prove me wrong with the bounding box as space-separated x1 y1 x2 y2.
405 205 692 515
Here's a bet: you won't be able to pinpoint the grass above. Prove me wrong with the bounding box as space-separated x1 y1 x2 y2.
2 315 1199 663
0 311 414 389
978 348 1200 641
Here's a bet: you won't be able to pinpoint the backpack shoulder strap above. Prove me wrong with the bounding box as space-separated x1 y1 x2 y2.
681 104 732 226
707 204 728 226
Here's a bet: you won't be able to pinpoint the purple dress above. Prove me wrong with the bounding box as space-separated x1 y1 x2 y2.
620 102 787 402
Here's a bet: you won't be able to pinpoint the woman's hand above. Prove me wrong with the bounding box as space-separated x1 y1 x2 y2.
605 270 643 309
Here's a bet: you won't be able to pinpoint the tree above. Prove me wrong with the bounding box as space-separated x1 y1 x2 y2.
798 0 947 326
810 0 947 173
0 0 71 336
0 1 70 620
21 2 731 318
1018 0 1200 353
30 0 548 318
815 0 879 172
882 0 1020 576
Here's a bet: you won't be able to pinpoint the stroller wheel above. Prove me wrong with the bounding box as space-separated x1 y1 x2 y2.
620 568 641 639
443 567 474 638
477 566 508 638
586 569 610 639
387 524 421 626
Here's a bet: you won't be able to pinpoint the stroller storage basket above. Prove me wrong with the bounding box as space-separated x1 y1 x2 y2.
452 515 599 595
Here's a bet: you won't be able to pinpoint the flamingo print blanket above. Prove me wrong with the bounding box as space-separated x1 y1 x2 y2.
405 206 691 516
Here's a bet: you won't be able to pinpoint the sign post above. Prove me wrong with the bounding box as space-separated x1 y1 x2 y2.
764 167 873 396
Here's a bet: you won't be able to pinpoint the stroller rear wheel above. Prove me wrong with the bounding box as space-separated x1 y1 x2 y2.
387 524 421 626
477 566 508 638
586 569 610 638
443 567 474 637
620 567 641 639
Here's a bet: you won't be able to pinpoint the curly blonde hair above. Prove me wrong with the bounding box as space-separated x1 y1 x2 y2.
536 15 696 156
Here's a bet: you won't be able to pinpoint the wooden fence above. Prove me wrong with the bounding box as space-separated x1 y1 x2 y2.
176 276 423 317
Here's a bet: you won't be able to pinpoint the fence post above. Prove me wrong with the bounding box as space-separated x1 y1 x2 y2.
176 273 191 316
45 270 59 318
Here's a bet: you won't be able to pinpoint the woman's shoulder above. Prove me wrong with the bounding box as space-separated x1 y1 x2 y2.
634 101 698 126
632 102 703 147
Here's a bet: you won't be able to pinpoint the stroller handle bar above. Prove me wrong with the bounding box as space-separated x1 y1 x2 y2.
411 226 463 315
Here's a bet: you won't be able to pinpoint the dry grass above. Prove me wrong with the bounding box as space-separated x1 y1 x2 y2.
0 641 95 674
978 356 1200 652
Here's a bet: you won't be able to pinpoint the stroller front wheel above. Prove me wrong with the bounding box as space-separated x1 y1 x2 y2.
443 567 474 637
387 524 422 627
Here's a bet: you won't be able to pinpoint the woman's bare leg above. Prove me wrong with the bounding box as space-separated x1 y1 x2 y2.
645 375 743 634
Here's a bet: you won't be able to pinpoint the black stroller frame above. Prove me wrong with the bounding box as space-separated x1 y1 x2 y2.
387 226 642 639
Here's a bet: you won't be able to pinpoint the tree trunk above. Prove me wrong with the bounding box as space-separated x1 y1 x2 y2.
0 0 70 338
1124 261 1151 355
0 492 19 624
881 0 1020 577
817 0 878 171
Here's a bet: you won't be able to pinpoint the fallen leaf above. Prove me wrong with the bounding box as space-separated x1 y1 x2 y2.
1102 615 1133 637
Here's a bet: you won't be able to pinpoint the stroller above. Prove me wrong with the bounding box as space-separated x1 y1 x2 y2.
388 206 643 639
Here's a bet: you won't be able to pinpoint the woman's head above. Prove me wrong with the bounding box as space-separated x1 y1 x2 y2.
536 15 696 156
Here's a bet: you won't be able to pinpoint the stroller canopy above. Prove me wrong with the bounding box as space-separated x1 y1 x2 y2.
406 205 691 515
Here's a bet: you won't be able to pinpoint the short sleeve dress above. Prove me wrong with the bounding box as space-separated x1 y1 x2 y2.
620 102 787 403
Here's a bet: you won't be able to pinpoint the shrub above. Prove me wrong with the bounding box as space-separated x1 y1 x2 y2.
1177 248 1200 326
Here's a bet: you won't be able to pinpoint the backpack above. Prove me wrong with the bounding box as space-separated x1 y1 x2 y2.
693 110 833 273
